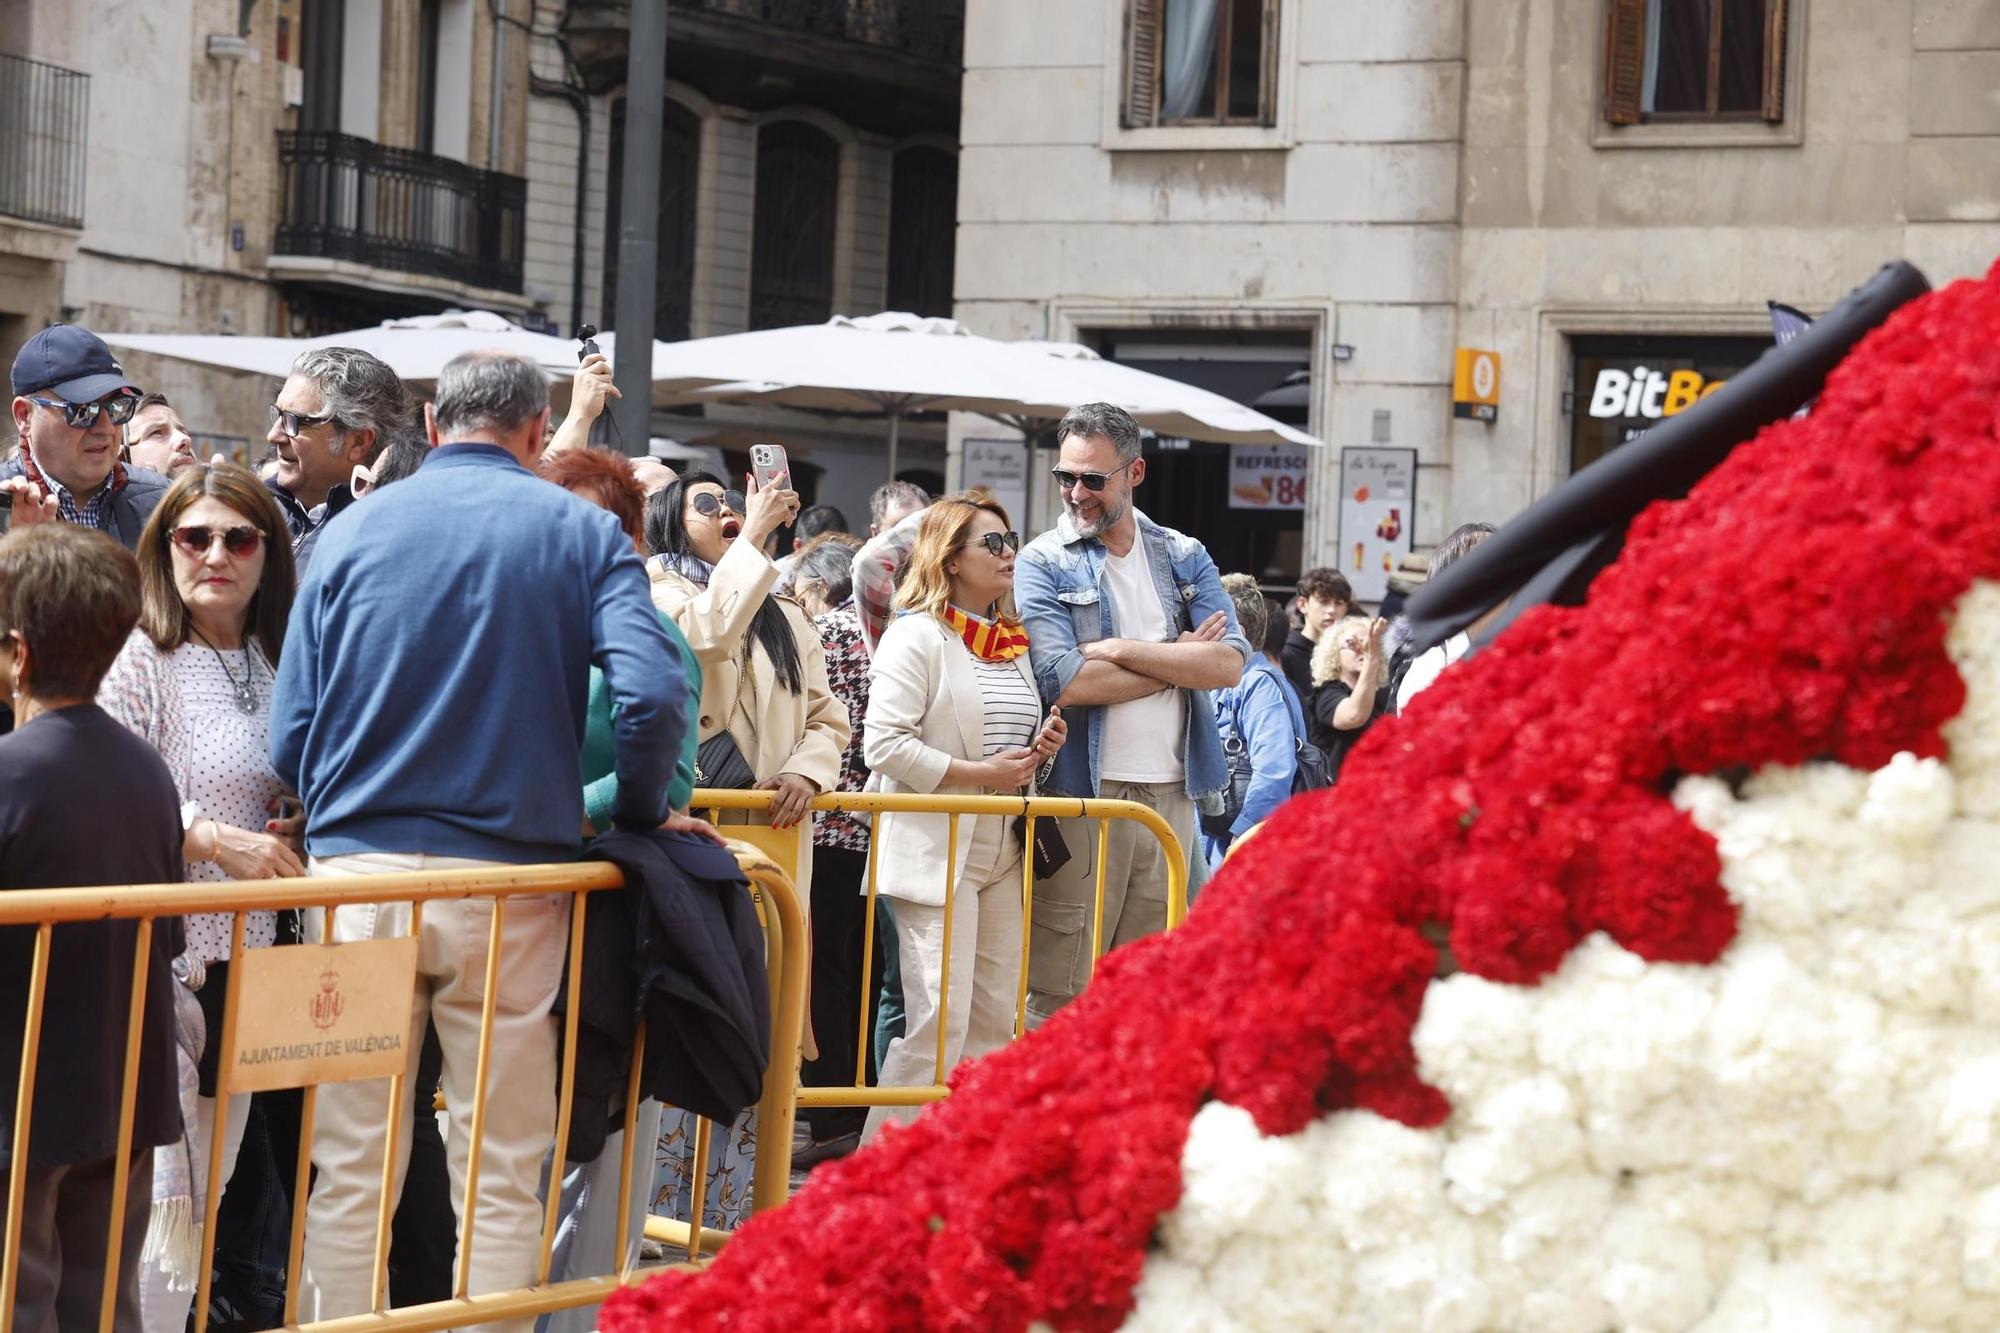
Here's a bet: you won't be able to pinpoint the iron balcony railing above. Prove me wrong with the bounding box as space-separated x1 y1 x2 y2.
274 130 527 293
693 0 964 65
0 53 89 230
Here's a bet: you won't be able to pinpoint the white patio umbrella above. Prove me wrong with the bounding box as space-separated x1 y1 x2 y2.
656 312 1320 480
102 311 702 405
652 313 1061 479
1012 341 1320 448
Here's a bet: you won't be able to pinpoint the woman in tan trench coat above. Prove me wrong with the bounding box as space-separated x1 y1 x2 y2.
641 467 849 1230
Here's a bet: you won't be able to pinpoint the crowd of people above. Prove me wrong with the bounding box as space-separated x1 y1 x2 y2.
0 321 1489 1331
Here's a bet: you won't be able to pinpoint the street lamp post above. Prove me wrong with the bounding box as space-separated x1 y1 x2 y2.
609 0 668 454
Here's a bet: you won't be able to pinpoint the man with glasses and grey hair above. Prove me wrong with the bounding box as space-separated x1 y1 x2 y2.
265 345 410 564
3 324 169 548
1013 401 1249 1022
273 349 687 1329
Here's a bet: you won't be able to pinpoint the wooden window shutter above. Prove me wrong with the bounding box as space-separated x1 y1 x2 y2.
1761 0 1789 122
1601 0 1648 125
1124 0 1163 129
1260 0 1280 127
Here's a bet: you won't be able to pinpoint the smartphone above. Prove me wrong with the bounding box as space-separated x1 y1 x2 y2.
1035 705 1063 747
750 443 790 491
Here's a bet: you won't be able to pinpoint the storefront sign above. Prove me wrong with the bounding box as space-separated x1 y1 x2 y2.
1452 348 1501 422
1584 366 1728 420
228 938 419 1092
961 437 1028 529
1336 447 1416 603
1570 336 1770 473
1228 444 1311 510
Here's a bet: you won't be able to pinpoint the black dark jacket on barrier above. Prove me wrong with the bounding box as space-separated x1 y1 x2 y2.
557 828 770 1163
1403 261 1934 658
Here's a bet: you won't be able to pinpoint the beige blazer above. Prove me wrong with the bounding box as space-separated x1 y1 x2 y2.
647 541 849 796
864 613 1038 907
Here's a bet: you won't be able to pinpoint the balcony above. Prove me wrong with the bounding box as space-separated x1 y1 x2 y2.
695 0 965 66
561 0 963 136
274 130 526 294
0 53 89 231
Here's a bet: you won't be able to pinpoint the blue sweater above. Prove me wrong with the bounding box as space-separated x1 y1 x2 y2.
1202 656 1304 869
271 443 688 864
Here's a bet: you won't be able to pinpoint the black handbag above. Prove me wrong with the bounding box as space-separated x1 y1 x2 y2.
695 730 756 790
1014 812 1074 879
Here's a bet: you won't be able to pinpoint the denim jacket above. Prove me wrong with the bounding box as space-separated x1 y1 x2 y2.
1015 509 1250 802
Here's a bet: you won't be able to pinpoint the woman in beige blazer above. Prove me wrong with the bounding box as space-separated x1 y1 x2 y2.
644 468 851 1229
644 471 850 839
863 490 1066 1139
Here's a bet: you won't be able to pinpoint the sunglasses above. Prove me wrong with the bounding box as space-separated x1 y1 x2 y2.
170 524 267 559
964 531 1021 557
1050 458 1136 493
688 490 745 518
269 404 336 438
30 394 139 430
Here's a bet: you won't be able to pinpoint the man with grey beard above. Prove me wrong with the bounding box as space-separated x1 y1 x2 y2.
1013 401 1249 1021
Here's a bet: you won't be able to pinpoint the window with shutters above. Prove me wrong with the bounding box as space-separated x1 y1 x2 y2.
1121 0 1279 129
602 97 701 343
749 120 840 331
1601 0 1790 127
886 146 958 320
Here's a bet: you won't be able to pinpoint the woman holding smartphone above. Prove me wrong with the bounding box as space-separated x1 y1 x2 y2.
862 490 1066 1139
643 464 848 1230
95 462 305 1330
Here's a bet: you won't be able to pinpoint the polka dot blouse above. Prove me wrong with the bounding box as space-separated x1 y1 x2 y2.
99 630 288 961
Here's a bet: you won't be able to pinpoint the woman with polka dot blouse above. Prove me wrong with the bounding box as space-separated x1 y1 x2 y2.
98 462 302 1331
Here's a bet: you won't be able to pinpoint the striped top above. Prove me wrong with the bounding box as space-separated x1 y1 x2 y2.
972 657 1041 758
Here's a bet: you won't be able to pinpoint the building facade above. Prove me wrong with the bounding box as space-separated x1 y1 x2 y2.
1 0 533 456
519 0 964 527
954 0 2000 588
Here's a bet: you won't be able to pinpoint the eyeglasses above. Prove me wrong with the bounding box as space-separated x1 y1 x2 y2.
30 394 139 430
964 531 1021 557
269 404 336 438
688 490 745 518
170 524 267 559
1050 458 1136 493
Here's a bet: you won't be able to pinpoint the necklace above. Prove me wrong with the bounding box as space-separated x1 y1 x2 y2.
191 627 260 715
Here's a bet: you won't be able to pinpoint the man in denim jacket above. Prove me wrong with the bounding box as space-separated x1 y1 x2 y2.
1014 402 1249 1021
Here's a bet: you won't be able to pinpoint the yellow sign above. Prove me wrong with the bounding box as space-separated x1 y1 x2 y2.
1453 348 1501 422
227 938 420 1092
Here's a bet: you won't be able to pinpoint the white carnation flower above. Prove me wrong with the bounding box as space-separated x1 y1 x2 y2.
1120 581 2000 1333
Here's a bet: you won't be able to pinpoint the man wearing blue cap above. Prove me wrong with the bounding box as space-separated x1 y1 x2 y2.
5 324 171 549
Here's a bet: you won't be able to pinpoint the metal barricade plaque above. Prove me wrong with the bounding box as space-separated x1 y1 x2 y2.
227 938 420 1092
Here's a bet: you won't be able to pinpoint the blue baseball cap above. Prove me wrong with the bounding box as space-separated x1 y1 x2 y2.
10 324 140 403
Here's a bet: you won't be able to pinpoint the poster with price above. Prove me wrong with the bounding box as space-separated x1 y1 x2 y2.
1228 444 1312 510
1336 447 1416 604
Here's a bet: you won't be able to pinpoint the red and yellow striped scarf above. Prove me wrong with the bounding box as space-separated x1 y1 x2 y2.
940 604 1030 662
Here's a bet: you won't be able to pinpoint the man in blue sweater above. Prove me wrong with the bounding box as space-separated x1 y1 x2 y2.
272 350 686 1328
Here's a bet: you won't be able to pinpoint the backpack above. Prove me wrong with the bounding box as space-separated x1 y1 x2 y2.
1199 671 1331 839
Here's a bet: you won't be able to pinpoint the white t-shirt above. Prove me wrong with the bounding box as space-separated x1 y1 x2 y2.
1098 544 1186 784
1395 632 1469 714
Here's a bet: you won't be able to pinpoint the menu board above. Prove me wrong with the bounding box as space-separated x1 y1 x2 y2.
1336 448 1416 604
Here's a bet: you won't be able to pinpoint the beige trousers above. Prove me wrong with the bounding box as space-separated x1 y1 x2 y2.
866 814 1023 1140
297 852 567 1333
1025 781 1194 1025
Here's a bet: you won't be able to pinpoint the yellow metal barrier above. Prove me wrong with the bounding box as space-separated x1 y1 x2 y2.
692 790 1188 1116
0 850 805 1333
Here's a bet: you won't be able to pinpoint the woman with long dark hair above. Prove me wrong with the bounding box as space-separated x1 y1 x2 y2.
96 462 303 1329
644 467 849 1230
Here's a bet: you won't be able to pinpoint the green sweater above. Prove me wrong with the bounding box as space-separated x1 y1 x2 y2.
583 610 701 833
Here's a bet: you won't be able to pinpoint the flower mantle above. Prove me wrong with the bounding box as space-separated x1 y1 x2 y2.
602 258 2000 1332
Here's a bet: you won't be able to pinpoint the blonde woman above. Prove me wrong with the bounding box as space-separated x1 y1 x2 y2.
863 491 1066 1138
1309 612 1389 782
